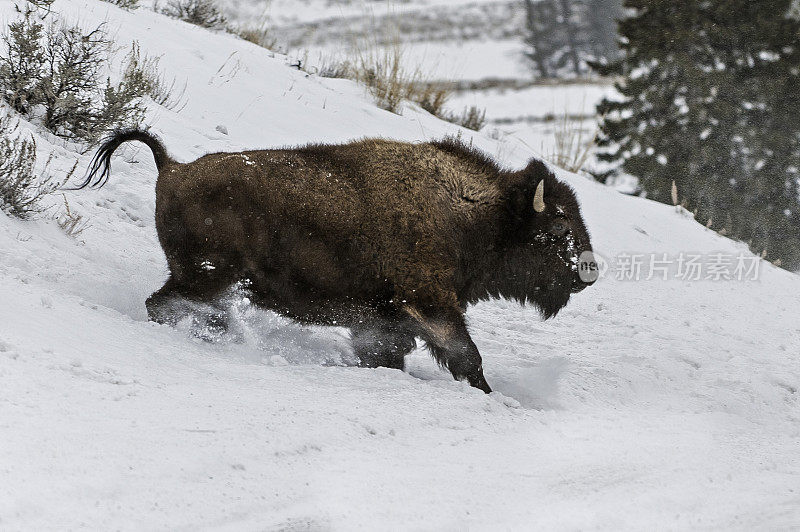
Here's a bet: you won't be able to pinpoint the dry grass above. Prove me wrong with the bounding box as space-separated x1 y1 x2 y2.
319 45 486 130
317 56 353 79
278 5 455 116
350 40 421 114
443 105 487 131
546 111 598 173
327 26 452 116
416 83 451 117
236 23 278 51
299 20 463 121
55 192 90 237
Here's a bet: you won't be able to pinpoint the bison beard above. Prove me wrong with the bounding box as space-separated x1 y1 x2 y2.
78 129 596 393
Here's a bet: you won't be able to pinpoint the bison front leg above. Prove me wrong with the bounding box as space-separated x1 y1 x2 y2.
404 306 492 394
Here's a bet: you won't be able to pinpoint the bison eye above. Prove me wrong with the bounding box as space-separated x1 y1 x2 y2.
550 220 569 237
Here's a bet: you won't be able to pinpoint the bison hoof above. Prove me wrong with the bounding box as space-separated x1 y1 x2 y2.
469 374 492 394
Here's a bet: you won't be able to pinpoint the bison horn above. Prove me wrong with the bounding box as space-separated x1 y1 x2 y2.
533 180 546 212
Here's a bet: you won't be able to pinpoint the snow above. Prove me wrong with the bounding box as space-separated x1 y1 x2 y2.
1 1 800 529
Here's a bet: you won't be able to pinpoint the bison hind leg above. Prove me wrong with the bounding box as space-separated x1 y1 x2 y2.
351 324 416 370
146 270 236 340
146 277 189 326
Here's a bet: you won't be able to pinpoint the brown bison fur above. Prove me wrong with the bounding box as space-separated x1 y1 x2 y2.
79 129 596 393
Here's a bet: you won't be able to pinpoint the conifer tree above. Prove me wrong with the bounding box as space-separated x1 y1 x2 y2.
593 0 800 269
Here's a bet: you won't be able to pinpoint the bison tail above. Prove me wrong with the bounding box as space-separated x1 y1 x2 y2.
71 128 173 189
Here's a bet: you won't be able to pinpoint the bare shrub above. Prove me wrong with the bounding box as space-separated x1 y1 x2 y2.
0 112 56 218
546 111 597 173
303 51 351 79
158 0 227 30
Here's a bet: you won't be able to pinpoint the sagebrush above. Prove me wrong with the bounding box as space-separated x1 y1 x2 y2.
0 9 177 143
0 112 54 218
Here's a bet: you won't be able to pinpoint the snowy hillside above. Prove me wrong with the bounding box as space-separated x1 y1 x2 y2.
1 1 799 529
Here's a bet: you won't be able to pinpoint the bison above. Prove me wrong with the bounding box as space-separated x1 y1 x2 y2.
79 129 597 393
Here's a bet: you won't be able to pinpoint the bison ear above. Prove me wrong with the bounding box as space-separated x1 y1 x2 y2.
500 173 532 220
503 158 551 217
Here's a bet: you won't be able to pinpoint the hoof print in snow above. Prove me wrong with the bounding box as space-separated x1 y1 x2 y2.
489 391 522 409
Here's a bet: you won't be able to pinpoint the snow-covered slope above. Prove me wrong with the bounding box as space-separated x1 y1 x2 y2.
1 1 799 529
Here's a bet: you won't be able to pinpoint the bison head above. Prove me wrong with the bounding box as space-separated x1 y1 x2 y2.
482 159 597 318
